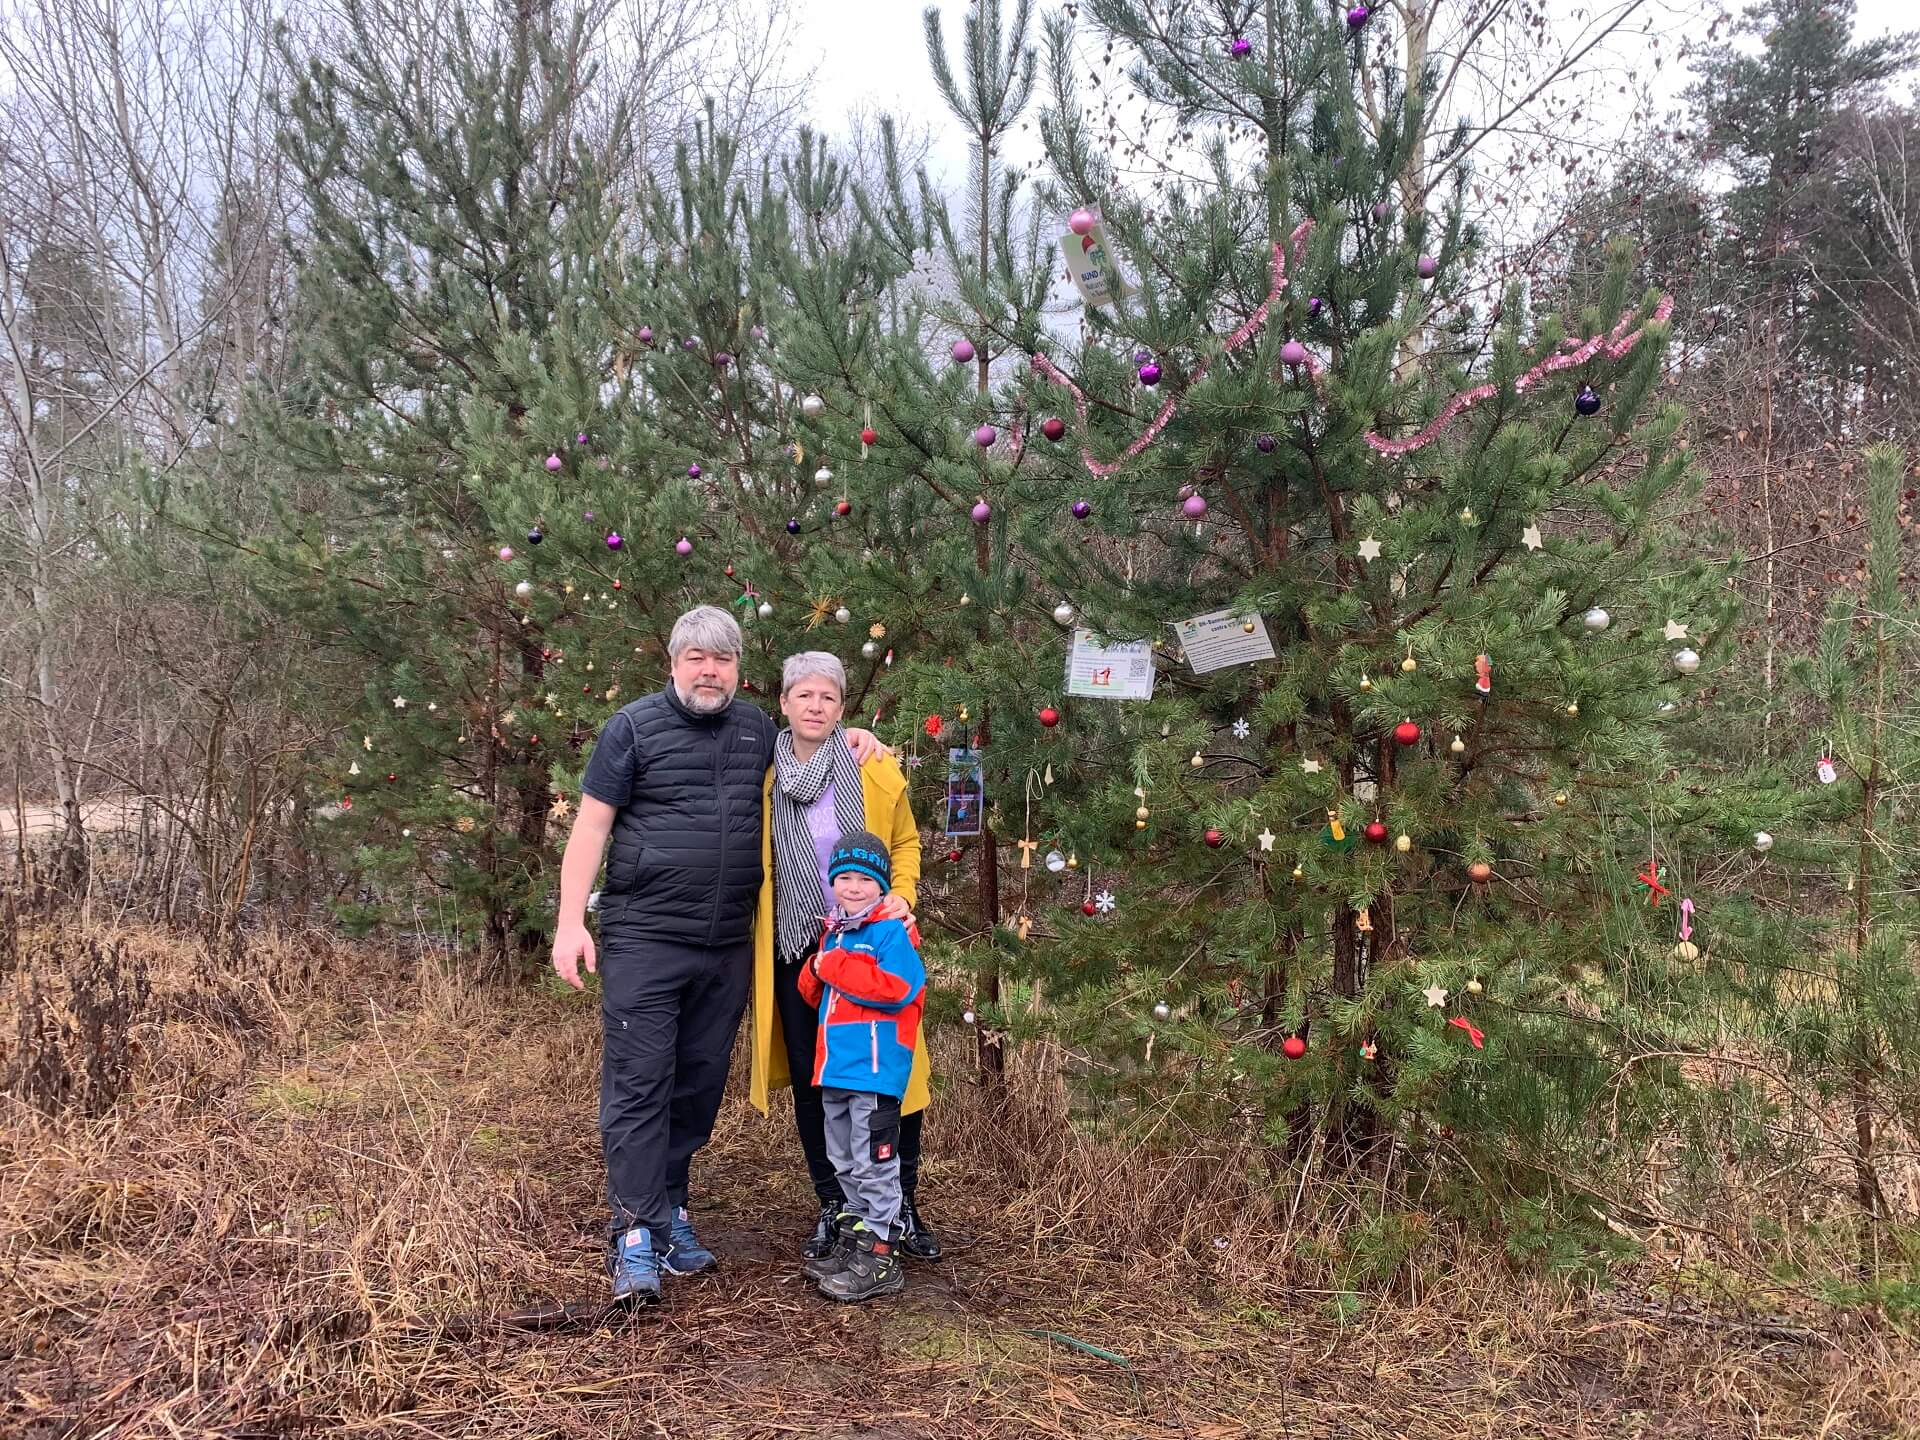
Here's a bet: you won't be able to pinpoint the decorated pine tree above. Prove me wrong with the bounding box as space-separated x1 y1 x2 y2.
717 0 1797 1213
204 3 706 969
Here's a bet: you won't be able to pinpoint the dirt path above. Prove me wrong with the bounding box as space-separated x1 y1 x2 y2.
2 930 1909 1439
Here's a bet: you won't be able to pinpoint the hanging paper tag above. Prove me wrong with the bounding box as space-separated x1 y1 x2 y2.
942 747 984 836
1059 207 1138 308
1816 756 1837 785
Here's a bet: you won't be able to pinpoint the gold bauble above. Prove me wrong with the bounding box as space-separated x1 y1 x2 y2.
1066 852 1079 870
1565 702 1580 717
1359 673 1373 692
1395 833 1412 853
1466 978 1483 995
1135 819 1148 830
1291 864 1305 882
1190 751 1204 768
1671 941 1700 962
1242 619 1256 633
1450 735 1466 754
1553 791 1569 807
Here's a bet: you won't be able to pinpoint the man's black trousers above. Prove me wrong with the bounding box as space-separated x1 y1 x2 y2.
599 936 752 1244
775 949 925 1208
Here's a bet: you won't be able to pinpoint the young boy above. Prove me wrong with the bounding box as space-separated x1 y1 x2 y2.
796 830 927 1302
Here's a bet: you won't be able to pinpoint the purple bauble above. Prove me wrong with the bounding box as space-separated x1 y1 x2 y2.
1069 208 1096 235
682 337 698 351
1183 493 1208 519
498 545 514 562
638 326 653 344
1281 339 1308 366
1230 35 1252 57
576 432 589 445
675 537 693 556
1256 434 1276 454
526 526 543 544
713 351 732 368
787 517 801 534
605 531 623 551
545 453 562 471
750 324 765 340
584 511 594 521
971 501 992 523
1134 347 1152 364
1307 295 1324 316
1417 254 1438 279
1371 200 1390 220
1138 362 1162 386
952 338 976 363
1575 385 1602 417
1071 500 1092 519
688 463 702 479
974 424 998 448
1347 4 1370 28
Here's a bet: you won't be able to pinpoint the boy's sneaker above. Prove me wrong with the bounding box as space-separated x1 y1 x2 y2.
801 1201 840 1260
898 1198 943 1261
661 1207 717 1275
818 1223 906 1303
609 1226 663 1305
802 1210 858 1282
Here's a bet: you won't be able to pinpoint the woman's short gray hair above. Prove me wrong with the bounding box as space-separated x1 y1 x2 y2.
668 604 742 659
781 650 847 700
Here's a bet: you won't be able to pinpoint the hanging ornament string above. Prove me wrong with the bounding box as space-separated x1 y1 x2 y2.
1030 221 1313 477
1365 293 1676 456
1027 216 1673 473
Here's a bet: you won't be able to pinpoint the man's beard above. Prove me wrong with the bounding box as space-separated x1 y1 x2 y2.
675 680 736 714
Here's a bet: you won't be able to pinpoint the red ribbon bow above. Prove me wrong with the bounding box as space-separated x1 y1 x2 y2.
1636 860 1669 907
1448 1015 1485 1049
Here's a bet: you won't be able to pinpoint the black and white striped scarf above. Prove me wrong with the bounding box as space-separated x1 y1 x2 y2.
771 726 867 961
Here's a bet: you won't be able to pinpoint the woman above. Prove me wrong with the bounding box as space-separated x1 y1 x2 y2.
748 651 941 1261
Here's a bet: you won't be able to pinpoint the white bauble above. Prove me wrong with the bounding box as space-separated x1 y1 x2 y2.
1753 831 1774 853
757 600 774 619
1582 606 1610 633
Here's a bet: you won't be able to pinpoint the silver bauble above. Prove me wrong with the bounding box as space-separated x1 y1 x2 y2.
813 466 833 489
1671 647 1700 674
800 393 825 418
1753 831 1774 853
834 606 851 624
1053 602 1075 625
1582 606 1610 633
1152 1001 1172 1021
757 600 774 619
861 640 878 659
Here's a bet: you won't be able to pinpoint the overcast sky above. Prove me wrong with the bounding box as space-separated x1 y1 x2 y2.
789 0 1918 195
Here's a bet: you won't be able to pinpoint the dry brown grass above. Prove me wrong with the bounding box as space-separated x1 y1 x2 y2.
2 923 1916 1439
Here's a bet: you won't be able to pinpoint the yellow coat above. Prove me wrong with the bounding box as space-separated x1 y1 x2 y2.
749 751 929 1115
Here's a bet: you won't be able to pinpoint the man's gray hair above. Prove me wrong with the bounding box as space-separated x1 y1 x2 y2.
668 604 742 659
781 650 846 700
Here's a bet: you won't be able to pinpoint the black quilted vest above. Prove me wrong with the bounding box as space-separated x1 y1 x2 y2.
598 686 775 948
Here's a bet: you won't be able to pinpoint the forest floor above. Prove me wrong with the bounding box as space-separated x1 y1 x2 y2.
3 925 1916 1439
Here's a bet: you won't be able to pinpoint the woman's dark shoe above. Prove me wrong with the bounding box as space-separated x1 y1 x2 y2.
801 1202 840 1260
898 1198 943 1261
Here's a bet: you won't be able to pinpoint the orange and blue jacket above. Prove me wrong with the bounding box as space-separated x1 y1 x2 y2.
797 906 926 1100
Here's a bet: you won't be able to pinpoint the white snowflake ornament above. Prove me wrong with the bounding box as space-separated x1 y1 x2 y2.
1094 889 1117 914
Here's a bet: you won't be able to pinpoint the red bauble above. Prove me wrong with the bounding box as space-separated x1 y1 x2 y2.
861 427 879 446
835 500 852 517
725 565 735 577
1281 1035 1307 1060
1393 720 1422 746
1081 900 1097 916
1038 706 1061 728
385 772 397 783
1041 416 1067 442
1204 828 1225 848
582 685 591 694
924 715 944 738
612 579 622 590
1363 821 1389 844
946 848 962 862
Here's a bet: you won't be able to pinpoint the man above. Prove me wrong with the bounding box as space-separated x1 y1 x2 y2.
550 605 893 1305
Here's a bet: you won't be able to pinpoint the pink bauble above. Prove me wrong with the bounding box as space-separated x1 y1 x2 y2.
952 338 975 363
497 546 514 562
1417 254 1438 279
1281 339 1308 366
973 424 997 448
1068 208 1095 236
1183 493 1208 518
545 454 562 471
638 326 653 343
675 537 693 556
971 501 992 523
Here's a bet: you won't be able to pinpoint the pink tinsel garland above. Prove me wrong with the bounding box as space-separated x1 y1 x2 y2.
1027 216 1675 472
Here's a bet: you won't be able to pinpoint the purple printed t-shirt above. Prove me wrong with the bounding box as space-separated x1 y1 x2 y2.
803 778 840 911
